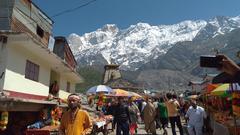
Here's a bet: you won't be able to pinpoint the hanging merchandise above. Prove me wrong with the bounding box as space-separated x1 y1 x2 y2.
0 111 8 131
97 95 104 107
103 96 107 103
232 92 240 117
51 107 62 126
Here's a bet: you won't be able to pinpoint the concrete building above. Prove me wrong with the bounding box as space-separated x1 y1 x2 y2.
0 0 83 104
0 1 83 134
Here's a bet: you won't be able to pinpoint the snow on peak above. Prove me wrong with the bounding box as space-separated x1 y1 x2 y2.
204 16 240 37
68 15 240 70
230 15 240 22
135 22 151 28
99 24 119 34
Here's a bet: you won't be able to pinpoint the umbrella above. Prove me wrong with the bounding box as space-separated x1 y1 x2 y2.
110 89 129 97
211 84 230 97
130 92 143 100
211 83 240 97
206 84 219 94
86 85 112 94
129 92 143 99
108 89 143 99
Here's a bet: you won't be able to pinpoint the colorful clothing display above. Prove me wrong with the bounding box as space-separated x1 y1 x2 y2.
232 92 240 117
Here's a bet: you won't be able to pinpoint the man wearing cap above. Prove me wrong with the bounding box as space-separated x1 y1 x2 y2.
59 94 93 135
185 100 206 135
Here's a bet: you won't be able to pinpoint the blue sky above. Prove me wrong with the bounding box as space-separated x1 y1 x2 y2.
33 0 240 36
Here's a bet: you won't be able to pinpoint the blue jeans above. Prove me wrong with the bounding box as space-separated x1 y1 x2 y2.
116 121 129 135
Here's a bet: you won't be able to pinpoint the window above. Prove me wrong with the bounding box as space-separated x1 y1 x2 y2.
66 82 70 92
36 25 44 38
25 60 39 81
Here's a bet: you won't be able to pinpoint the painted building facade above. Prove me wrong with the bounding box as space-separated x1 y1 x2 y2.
0 1 83 134
0 0 82 102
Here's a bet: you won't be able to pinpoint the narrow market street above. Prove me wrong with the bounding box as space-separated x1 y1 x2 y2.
1 1 240 135
83 99 183 135
106 123 182 135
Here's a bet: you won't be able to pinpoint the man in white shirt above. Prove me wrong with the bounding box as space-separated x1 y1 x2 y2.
185 100 207 135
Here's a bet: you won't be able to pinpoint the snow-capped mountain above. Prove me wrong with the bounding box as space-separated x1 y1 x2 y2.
68 16 240 71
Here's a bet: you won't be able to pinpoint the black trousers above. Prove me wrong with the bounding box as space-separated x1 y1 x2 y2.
116 121 129 135
169 116 184 135
160 117 168 129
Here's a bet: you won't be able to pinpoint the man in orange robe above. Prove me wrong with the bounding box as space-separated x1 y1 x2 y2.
59 94 93 135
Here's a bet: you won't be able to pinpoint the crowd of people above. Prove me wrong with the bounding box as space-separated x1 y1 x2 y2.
60 92 208 135
58 54 240 135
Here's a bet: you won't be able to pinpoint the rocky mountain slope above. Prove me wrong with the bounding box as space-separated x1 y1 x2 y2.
68 16 240 90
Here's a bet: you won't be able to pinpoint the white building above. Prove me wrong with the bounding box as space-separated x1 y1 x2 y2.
0 0 83 111
0 1 84 134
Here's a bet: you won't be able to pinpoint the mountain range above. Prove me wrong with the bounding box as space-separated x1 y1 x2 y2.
68 15 240 91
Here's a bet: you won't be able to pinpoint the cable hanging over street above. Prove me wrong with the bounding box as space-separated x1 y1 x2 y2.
51 0 97 18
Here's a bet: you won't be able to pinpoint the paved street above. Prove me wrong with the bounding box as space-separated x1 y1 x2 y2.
106 122 183 135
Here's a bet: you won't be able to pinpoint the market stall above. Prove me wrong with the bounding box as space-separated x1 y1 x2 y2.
203 83 240 135
24 106 63 135
25 126 59 135
86 88 115 135
86 87 143 135
91 114 113 135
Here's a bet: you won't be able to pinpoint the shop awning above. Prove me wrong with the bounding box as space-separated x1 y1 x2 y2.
0 97 57 111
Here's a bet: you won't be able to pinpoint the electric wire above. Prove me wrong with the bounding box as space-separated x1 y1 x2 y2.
51 0 97 18
22 0 98 26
